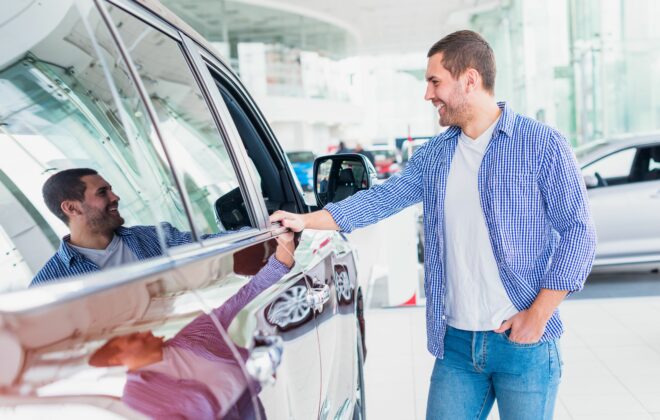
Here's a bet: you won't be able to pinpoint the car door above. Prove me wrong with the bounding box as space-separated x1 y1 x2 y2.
97 3 326 419
582 144 660 264
0 1 271 417
181 37 365 418
190 58 326 419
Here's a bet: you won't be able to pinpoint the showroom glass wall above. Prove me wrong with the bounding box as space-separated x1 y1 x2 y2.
471 0 660 146
160 0 659 148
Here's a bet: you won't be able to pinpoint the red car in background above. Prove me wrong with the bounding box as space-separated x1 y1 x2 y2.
366 145 400 179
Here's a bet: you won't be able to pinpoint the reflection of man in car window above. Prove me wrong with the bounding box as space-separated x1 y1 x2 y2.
32 168 209 287
89 233 295 419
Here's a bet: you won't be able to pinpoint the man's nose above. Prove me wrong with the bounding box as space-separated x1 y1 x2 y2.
109 191 120 202
424 84 434 101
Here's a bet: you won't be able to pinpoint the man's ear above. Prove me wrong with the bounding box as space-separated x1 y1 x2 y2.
61 200 82 220
464 68 480 93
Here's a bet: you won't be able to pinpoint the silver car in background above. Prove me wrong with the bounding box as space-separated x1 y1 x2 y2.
578 133 660 272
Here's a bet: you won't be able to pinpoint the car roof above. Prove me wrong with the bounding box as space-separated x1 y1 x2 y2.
576 132 660 164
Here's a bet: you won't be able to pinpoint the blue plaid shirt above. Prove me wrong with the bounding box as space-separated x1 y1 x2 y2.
326 102 596 358
30 223 195 287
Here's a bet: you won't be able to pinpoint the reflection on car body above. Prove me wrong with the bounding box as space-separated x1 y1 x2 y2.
89 252 291 419
0 0 367 419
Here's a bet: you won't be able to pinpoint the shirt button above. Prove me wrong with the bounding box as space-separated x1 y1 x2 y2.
441 315 446 320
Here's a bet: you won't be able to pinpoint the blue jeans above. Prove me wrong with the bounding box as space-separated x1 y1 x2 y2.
426 326 562 420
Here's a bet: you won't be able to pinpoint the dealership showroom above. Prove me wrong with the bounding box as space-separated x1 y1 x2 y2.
1 0 660 419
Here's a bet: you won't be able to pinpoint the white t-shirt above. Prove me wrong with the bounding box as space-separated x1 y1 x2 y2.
70 234 138 269
444 116 518 331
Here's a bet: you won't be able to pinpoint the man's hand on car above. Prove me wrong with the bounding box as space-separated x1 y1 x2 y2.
270 211 306 232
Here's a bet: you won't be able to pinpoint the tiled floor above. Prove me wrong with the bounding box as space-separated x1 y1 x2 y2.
363 296 660 420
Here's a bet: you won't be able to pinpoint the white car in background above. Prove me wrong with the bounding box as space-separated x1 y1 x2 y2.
578 133 660 272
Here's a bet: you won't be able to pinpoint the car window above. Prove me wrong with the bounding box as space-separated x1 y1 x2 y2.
105 5 253 236
212 76 300 214
582 148 636 187
646 145 660 174
0 1 193 291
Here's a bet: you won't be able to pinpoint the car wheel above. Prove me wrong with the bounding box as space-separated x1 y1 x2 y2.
335 269 353 303
352 318 366 420
266 284 312 331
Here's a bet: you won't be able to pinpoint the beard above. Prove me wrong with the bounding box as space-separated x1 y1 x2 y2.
82 203 124 234
437 84 470 128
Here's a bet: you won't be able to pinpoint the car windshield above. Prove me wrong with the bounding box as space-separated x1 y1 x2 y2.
287 152 315 163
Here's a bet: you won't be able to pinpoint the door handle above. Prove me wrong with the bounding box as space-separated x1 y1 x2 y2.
246 332 284 386
306 284 330 312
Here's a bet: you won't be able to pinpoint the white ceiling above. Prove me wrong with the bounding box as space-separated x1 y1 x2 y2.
264 0 501 54
163 0 504 57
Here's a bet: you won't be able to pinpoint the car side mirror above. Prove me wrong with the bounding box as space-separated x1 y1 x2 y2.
583 174 599 189
215 187 251 230
314 154 377 207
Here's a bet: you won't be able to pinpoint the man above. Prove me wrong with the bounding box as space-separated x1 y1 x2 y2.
354 143 375 166
271 30 596 419
336 141 351 154
33 168 200 287
89 233 295 419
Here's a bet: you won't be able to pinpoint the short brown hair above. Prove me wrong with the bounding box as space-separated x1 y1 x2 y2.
42 168 98 225
427 30 496 94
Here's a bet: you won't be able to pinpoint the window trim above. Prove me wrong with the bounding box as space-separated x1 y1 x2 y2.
104 0 181 39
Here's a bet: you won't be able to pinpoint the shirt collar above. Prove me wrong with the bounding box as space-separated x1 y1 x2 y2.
57 227 131 266
115 226 133 237
494 101 515 138
56 236 82 267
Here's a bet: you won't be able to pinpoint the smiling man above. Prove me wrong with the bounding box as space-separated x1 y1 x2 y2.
271 30 596 419
30 168 197 287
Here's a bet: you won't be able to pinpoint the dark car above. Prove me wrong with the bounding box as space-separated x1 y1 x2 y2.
286 150 316 191
0 1 368 419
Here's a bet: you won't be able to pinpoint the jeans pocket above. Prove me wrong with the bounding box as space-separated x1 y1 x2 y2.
503 329 542 348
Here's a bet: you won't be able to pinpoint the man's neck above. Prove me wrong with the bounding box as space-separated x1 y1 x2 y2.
461 99 501 140
68 229 115 250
